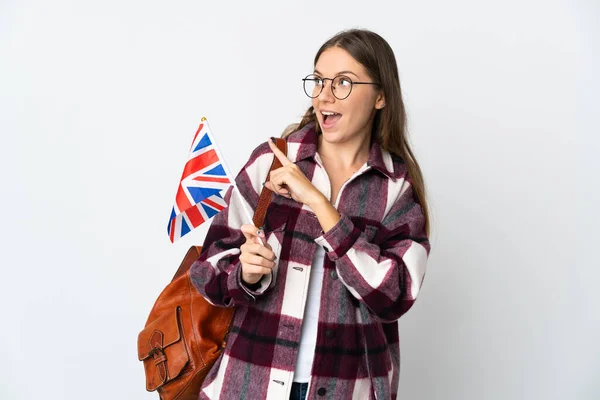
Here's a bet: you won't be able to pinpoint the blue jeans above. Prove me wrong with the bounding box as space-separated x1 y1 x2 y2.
290 382 308 400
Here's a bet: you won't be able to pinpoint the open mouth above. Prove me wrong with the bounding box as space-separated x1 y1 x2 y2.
321 111 342 129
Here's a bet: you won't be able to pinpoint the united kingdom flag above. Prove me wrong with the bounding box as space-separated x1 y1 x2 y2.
167 118 232 242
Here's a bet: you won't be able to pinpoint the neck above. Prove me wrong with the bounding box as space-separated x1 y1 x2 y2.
317 131 371 170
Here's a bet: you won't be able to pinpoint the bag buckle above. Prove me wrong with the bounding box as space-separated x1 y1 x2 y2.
148 331 168 383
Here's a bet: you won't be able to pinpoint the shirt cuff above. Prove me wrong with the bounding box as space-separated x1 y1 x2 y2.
243 278 263 291
314 213 362 261
230 263 272 303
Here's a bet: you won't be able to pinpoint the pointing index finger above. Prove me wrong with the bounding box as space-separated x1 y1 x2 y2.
268 137 292 167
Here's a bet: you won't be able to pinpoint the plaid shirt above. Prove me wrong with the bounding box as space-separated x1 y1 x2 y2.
191 123 430 399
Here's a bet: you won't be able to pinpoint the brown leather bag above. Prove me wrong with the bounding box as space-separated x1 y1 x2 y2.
137 138 287 400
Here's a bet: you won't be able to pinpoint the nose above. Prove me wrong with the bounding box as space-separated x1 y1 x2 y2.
317 79 335 103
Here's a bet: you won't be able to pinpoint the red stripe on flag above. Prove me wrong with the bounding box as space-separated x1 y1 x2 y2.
192 176 231 183
169 218 176 243
203 198 225 210
181 149 219 181
190 123 204 151
175 183 192 212
185 205 205 228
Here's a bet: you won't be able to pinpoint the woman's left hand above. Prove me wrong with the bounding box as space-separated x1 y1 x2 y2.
265 138 326 208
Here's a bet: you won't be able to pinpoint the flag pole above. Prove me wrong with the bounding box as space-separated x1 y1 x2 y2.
201 117 265 244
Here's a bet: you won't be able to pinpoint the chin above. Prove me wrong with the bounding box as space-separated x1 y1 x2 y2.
320 129 345 144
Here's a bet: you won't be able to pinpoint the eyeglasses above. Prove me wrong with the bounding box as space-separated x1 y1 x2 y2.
302 74 379 100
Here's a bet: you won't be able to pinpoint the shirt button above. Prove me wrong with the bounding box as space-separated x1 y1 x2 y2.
330 270 338 280
326 330 335 338
317 387 327 396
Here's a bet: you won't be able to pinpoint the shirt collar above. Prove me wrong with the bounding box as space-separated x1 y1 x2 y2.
289 122 402 181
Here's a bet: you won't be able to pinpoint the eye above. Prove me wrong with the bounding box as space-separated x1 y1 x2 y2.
338 77 352 87
313 77 324 87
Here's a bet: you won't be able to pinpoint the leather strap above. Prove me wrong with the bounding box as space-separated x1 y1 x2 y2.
252 138 287 228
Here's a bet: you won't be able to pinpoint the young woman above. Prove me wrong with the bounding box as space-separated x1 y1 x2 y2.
191 28 431 400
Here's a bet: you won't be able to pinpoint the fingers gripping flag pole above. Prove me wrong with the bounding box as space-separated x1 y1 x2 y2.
166 117 255 243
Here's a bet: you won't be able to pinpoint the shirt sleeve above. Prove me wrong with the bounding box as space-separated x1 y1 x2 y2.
314 178 430 322
189 142 275 307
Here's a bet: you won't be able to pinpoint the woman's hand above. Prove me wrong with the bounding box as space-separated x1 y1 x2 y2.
265 138 326 207
239 224 276 285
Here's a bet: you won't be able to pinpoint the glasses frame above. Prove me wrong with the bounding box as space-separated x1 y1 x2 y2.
302 74 380 100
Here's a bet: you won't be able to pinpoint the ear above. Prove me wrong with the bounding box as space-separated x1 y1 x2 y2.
375 91 386 110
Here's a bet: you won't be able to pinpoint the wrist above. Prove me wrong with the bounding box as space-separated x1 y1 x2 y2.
242 272 263 286
243 275 263 291
306 192 328 209
309 197 341 233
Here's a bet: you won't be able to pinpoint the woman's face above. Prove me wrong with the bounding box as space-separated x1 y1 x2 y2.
312 47 385 145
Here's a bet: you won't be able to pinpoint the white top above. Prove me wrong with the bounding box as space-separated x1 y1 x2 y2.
293 245 326 382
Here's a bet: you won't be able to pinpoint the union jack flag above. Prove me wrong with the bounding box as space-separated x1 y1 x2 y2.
167 118 232 242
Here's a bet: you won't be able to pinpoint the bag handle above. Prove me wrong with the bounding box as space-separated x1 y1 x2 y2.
252 137 287 229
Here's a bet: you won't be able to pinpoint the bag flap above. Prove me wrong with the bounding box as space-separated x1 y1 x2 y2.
138 306 182 361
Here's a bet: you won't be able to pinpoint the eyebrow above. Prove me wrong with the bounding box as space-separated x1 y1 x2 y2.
314 69 360 78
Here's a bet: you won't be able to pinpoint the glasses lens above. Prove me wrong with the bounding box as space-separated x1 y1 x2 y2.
332 76 352 100
303 75 322 98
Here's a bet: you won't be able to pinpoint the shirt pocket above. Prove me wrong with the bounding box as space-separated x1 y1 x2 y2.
364 224 382 244
262 204 288 235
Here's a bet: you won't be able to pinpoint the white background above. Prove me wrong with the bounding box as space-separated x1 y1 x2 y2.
1 0 598 399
